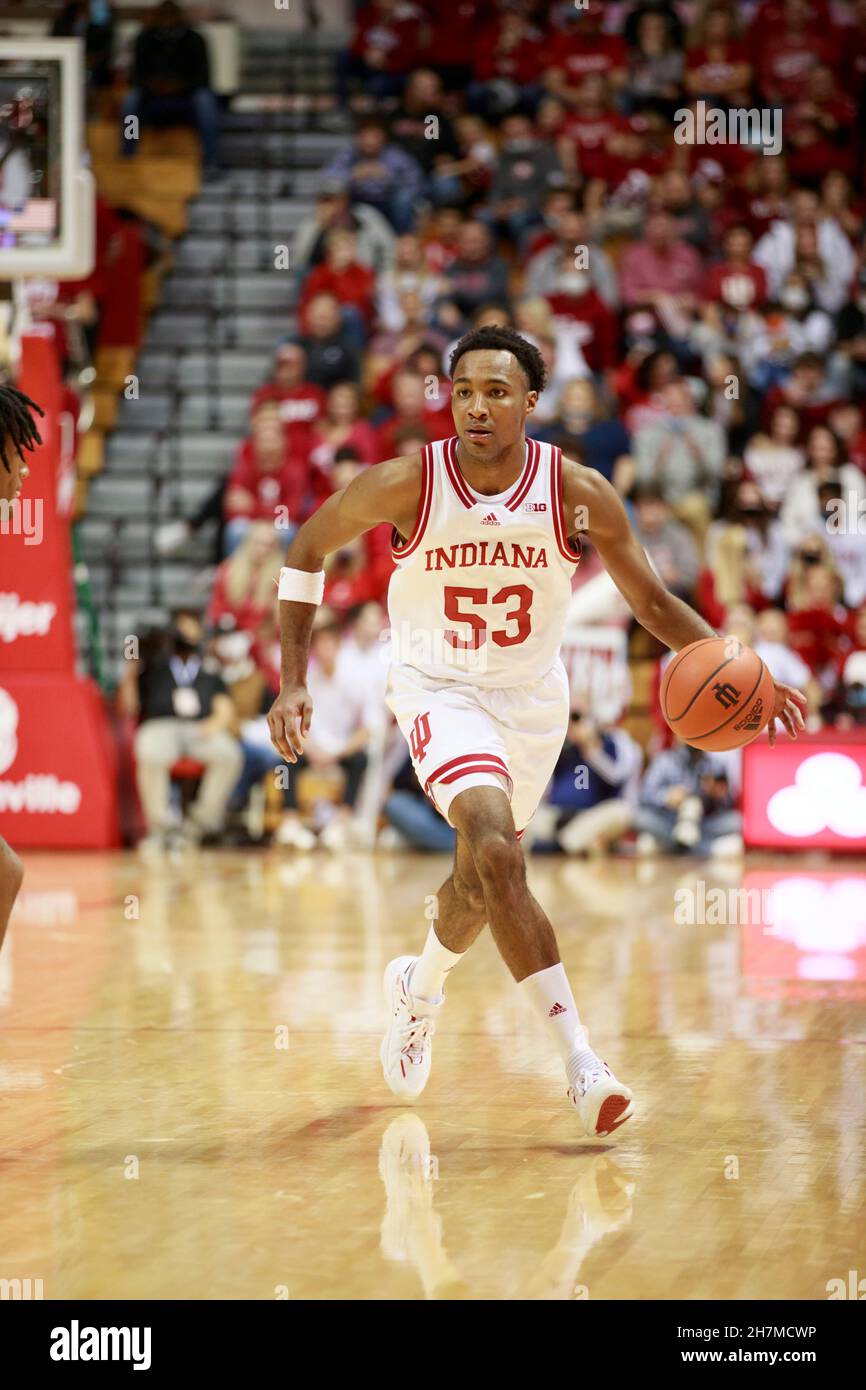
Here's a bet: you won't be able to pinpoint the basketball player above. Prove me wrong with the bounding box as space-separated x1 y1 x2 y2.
267 327 806 1136
0 384 44 952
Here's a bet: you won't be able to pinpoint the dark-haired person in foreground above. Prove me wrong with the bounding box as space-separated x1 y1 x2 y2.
267 328 806 1137
0 384 44 952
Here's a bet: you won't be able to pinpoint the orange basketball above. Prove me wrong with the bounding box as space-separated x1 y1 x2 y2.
660 637 776 752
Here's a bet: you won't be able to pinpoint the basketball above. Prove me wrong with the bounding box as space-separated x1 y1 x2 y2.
660 637 776 752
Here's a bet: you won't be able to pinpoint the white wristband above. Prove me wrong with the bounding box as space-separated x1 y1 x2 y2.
278 567 325 605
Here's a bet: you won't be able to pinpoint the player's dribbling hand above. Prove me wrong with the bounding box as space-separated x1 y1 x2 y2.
767 682 808 748
268 687 313 764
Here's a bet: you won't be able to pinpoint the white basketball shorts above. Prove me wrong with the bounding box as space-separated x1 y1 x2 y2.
385 659 571 837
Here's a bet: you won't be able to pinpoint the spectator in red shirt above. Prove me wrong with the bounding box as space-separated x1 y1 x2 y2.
337 0 424 107
542 254 619 373
322 449 395 612
223 406 327 555
543 0 628 105
752 0 841 104
208 522 285 637
308 382 378 478
785 65 857 182
468 9 546 119
744 155 791 239
249 343 327 443
555 73 633 185
375 369 452 460
702 223 767 312
685 2 752 103
762 351 843 432
619 208 705 312
299 229 376 351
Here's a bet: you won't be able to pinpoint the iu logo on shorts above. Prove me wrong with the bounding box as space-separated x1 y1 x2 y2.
409 711 432 762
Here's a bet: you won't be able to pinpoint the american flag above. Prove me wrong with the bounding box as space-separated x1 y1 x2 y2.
7 199 55 233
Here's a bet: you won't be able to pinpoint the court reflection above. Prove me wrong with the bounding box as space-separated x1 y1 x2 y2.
377 1114 635 1300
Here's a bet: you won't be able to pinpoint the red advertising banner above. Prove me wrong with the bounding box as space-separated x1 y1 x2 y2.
0 330 119 847
743 731 866 852
0 329 77 672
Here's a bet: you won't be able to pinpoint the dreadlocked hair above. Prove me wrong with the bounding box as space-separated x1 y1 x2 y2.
0 385 44 473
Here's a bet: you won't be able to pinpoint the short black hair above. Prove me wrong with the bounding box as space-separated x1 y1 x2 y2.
0 384 44 473
449 326 547 394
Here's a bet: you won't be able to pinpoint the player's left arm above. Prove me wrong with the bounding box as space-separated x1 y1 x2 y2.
562 458 807 743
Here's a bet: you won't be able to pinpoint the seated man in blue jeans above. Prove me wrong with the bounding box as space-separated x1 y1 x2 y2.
120 1 220 175
633 742 742 858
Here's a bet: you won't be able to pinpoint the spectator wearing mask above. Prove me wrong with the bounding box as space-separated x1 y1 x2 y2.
481 114 564 248
738 273 833 393
534 378 630 483
524 204 620 310
753 187 855 315
119 1 220 175
541 252 619 374
121 609 243 851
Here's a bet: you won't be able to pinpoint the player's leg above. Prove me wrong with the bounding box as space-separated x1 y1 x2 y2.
380 833 486 1099
411 833 487 994
449 784 633 1138
0 835 23 955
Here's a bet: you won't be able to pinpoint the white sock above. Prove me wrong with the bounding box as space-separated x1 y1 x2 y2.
409 926 464 1003
519 962 600 1086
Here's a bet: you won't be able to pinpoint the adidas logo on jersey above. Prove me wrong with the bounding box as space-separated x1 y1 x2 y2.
549 1002 567 1017
524 501 547 512
479 511 500 525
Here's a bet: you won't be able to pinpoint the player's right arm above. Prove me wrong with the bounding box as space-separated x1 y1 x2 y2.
267 453 422 762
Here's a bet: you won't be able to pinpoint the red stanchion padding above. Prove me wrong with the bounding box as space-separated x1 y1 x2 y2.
0 331 120 848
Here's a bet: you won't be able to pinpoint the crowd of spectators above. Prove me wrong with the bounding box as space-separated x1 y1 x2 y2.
138 0 866 854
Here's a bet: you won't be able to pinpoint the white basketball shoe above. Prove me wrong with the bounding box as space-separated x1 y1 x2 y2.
380 955 443 1099
568 1060 634 1138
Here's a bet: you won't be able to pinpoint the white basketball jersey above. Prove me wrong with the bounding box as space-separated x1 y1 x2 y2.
387 436 581 688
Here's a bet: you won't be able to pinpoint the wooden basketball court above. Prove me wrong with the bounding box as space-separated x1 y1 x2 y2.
1 847 863 1301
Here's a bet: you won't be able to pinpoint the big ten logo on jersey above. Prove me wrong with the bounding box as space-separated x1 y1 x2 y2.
410 712 432 763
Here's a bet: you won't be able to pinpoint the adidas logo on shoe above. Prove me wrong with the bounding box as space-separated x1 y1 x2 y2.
549 1001 567 1017
479 511 500 525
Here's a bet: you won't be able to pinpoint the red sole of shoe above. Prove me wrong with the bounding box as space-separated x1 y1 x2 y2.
595 1094 632 1136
